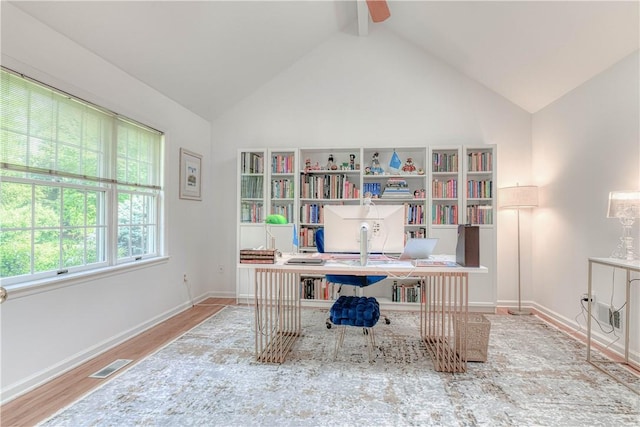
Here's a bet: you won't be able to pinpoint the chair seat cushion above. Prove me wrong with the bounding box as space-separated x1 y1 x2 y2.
326 274 386 287
330 296 380 327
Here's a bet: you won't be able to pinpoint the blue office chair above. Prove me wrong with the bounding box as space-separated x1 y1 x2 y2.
315 228 391 328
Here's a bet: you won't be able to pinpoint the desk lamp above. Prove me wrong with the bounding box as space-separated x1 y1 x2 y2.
607 190 640 260
499 184 538 315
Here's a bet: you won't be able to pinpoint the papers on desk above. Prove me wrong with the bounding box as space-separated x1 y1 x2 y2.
412 259 458 267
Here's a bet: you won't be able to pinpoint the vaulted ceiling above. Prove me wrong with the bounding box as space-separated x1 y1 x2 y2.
8 1 639 120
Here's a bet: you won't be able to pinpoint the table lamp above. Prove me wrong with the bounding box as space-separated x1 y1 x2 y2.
499 184 538 315
607 190 640 260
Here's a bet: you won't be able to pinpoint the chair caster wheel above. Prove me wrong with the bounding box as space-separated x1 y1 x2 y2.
326 323 332 329
363 328 369 335
385 318 391 325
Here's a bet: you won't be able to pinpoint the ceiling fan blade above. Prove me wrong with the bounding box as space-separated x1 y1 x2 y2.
366 0 391 23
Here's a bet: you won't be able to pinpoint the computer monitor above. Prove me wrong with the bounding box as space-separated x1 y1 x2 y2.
323 204 405 255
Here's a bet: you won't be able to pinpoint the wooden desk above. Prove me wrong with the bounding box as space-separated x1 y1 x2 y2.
249 256 487 373
587 257 639 394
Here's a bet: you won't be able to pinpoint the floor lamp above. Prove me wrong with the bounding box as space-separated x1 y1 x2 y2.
499 184 539 315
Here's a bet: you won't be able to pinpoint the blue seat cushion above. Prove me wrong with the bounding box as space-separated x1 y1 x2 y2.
330 296 380 327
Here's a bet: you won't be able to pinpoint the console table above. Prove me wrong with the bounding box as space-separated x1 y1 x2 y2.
249 255 487 373
586 257 639 394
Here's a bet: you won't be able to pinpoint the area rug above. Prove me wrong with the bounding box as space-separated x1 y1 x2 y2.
41 307 639 426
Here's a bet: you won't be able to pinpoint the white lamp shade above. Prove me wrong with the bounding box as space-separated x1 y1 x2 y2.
499 185 538 209
607 190 640 218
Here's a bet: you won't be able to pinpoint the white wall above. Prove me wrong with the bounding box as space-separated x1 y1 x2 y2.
1 4 214 401
532 51 640 359
210 25 533 305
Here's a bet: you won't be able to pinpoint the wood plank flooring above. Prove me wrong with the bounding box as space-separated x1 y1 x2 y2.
1 298 237 427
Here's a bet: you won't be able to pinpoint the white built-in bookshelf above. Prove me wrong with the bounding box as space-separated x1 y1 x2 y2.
236 145 497 311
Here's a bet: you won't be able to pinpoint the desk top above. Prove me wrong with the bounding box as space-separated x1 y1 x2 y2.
589 257 640 271
239 253 487 276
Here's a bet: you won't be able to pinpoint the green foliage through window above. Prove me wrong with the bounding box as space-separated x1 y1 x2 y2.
0 68 163 284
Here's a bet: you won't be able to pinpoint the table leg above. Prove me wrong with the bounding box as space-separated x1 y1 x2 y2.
421 272 468 373
254 268 301 363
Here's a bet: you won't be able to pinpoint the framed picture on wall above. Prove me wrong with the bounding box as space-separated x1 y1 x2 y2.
179 148 202 200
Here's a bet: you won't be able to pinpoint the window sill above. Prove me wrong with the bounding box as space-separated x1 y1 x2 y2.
2 256 171 301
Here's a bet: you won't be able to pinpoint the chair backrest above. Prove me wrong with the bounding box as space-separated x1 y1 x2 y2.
316 228 325 253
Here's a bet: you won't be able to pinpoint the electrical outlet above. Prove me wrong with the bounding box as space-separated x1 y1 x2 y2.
217 265 224 274
581 293 595 304
183 273 187 282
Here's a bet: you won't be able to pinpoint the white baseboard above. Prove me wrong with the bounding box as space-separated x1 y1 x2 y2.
531 302 639 366
1 295 209 404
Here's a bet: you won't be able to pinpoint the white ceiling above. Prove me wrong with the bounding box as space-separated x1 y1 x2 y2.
8 1 639 119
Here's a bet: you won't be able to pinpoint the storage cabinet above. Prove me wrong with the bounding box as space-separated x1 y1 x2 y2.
237 145 497 311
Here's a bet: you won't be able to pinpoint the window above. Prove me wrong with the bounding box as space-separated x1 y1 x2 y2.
0 68 163 286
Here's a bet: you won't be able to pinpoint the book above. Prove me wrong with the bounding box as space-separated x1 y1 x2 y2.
240 259 275 264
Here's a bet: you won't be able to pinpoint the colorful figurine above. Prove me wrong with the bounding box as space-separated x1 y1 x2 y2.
371 152 384 175
402 157 417 173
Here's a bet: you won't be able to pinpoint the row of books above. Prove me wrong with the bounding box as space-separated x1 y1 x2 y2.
432 204 458 225
271 179 295 199
298 226 320 248
467 152 493 172
271 154 295 174
405 204 425 225
432 179 458 198
432 153 459 173
467 205 493 225
300 203 324 224
392 281 423 303
298 277 427 303
240 152 264 174
300 174 360 199
270 205 294 223
467 180 493 198
405 228 427 239
362 182 383 197
240 202 264 223
301 278 339 300
240 175 263 198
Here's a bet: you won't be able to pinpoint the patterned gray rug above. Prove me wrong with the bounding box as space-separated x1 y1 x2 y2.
41 306 639 426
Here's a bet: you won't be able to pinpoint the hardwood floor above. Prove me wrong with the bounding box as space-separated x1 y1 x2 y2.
1 298 237 427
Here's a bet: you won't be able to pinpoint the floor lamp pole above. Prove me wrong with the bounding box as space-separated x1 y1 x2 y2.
509 208 531 315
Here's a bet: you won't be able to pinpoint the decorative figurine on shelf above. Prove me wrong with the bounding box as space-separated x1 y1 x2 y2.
402 157 417 174
327 154 338 170
304 158 312 172
349 154 356 170
364 166 372 175
371 152 384 175
417 168 425 175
